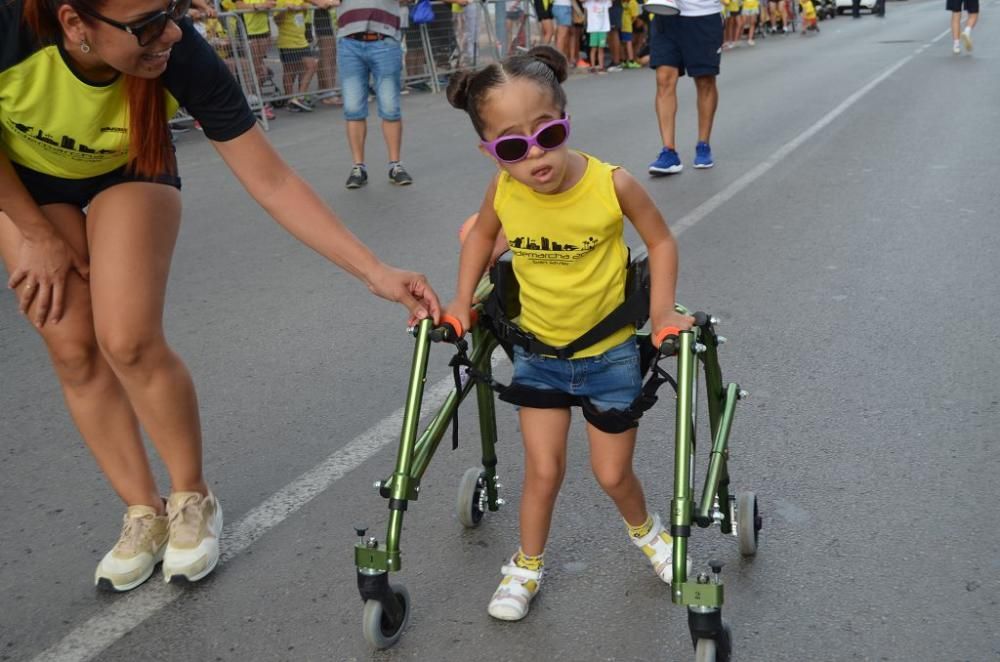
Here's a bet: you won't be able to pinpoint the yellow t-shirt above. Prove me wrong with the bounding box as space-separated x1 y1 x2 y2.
493 153 634 358
621 0 639 33
237 0 273 36
743 0 759 10
275 0 309 49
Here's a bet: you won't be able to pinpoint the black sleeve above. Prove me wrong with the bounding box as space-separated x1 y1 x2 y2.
1 0 38 74
162 18 256 143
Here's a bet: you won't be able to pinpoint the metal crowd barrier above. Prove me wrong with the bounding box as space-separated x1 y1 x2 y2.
178 1 544 130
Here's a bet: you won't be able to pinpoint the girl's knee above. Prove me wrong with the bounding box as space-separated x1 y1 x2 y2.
593 464 634 494
526 460 566 492
47 332 103 387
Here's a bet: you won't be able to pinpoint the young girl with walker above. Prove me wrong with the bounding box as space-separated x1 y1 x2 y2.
444 45 693 621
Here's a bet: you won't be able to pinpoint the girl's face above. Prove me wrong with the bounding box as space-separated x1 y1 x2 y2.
479 78 571 195
59 0 186 80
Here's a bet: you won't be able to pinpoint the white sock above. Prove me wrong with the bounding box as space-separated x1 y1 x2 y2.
963 26 972 34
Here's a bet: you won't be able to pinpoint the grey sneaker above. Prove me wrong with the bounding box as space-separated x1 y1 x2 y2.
388 163 413 186
345 165 368 189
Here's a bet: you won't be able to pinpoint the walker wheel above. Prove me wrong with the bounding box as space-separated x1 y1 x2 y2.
694 624 732 662
457 467 487 528
361 584 411 649
736 491 762 556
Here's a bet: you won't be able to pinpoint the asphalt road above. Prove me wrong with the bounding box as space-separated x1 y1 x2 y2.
2 1 998 660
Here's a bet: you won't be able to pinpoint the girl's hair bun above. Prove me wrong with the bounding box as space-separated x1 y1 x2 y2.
526 45 568 83
446 70 476 110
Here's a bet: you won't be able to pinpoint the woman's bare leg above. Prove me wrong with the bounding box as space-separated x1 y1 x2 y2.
0 206 162 510
85 183 207 496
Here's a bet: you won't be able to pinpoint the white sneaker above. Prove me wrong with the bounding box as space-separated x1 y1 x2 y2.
630 513 691 585
953 40 961 54
162 491 223 583
95 505 168 592
960 28 973 52
487 558 543 621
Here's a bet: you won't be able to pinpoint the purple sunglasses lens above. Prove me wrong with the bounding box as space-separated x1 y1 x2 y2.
494 137 531 162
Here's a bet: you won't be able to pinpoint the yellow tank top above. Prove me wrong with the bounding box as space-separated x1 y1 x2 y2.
493 153 634 358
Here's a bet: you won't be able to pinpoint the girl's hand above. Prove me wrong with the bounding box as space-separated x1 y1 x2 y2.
7 232 89 328
367 264 441 327
441 299 473 338
650 310 695 346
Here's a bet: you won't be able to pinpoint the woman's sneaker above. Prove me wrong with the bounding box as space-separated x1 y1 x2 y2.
630 513 690 584
162 491 223 584
95 505 169 592
487 557 543 621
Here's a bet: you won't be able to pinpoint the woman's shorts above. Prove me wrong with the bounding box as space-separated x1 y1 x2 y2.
621 30 633 41
511 337 642 413
508 8 526 20
589 31 609 47
534 0 554 19
11 162 181 209
552 4 574 25
280 47 315 65
247 31 270 41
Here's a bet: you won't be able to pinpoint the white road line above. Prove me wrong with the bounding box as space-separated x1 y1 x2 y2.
31 28 948 662
31 362 494 662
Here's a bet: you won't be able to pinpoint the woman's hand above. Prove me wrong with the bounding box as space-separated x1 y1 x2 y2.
650 309 695 346
367 264 441 327
7 232 89 327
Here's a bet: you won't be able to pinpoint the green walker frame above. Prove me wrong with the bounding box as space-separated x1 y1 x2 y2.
353 285 761 661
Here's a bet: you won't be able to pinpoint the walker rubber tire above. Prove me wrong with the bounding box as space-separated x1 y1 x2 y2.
694 624 732 662
361 584 411 649
737 491 761 557
457 467 487 528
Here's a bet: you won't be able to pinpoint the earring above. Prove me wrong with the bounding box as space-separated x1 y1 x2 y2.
80 40 91 53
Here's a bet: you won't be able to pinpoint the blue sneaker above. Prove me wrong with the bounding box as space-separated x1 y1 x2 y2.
649 147 683 176
694 142 714 169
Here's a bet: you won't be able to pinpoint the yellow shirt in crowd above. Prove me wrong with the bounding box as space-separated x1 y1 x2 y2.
275 0 309 49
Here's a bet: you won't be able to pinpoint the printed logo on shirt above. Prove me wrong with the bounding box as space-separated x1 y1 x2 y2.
508 234 599 264
5 118 125 163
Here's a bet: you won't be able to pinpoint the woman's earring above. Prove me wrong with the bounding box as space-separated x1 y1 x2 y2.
80 40 91 53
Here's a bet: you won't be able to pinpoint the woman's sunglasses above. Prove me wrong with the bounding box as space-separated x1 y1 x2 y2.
480 117 571 164
77 0 192 47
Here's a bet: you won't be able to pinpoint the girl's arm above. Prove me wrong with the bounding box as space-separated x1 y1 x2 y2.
612 168 693 338
444 178 503 333
212 125 440 323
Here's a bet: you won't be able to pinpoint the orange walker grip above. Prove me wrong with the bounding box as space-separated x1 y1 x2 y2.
440 314 465 338
653 326 682 349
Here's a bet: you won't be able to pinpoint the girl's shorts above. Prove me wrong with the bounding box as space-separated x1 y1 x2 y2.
511 337 642 413
589 31 609 47
279 47 314 64
552 4 574 25
621 30 633 41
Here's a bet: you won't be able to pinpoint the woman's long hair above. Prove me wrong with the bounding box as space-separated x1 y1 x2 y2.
23 0 175 178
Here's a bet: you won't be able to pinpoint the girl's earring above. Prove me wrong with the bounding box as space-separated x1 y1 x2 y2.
80 40 91 54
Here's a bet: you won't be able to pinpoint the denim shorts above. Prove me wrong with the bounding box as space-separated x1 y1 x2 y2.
552 4 573 26
336 36 403 121
511 337 642 412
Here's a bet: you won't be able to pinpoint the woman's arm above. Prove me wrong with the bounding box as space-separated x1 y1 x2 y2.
612 168 692 336
0 151 89 326
212 126 440 322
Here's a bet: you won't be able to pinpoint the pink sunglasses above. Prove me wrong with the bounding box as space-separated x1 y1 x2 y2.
480 117 572 164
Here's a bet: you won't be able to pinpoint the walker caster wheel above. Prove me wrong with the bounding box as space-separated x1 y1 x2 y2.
694 623 732 662
457 467 487 528
736 491 762 557
361 584 411 649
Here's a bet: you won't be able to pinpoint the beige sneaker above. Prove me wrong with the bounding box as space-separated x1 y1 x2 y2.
95 505 169 592
162 491 223 583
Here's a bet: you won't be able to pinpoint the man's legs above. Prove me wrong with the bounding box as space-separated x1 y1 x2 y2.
694 75 718 144
654 65 680 150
